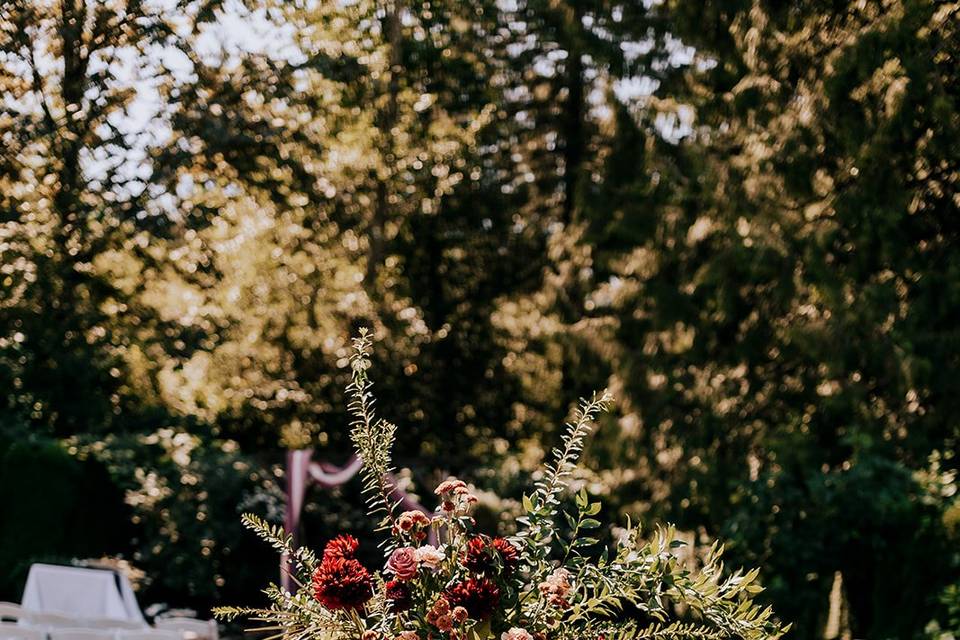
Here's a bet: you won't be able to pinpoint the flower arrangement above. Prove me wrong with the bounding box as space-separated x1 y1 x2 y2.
215 330 787 640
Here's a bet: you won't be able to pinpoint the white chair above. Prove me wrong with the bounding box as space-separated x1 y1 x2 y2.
0 604 21 622
0 622 46 640
18 613 76 629
153 619 217 640
117 631 180 640
48 629 116 640
84 621 144 632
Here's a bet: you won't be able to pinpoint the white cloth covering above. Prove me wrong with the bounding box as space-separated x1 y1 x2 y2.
21 564 145 624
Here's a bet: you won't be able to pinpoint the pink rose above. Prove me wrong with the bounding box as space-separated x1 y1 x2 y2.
386 547 419 580
538 567 572 608
416 544 446 571
501 629 533 640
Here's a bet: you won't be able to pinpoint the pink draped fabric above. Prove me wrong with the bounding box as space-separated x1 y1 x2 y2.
281 450 435 591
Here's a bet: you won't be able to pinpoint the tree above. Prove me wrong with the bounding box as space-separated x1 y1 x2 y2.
142 0 545 468
0 0 220 436
578 1 960 637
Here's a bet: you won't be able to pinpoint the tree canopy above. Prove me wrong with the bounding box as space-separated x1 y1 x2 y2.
1 1 957 638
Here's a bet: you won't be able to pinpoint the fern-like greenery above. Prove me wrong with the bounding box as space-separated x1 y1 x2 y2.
238 514 318 586
528 391 613 530
347 328 399 539
563 524 785 640
213 515 361 640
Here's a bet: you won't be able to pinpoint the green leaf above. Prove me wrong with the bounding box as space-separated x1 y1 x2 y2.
522 494 534 513
576 487 588 508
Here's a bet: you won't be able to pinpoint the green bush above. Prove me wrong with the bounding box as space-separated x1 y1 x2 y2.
0 436 133 600
76 428 284 612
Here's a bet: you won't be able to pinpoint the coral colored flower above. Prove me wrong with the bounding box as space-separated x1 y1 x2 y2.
446 577 500 620
435 614 454 632
395 510 432 542
435 477 478 515
361 632 381 640
417 544 446 570
386 547 420 580
540 567 571 593
385 579 412 612
452 606 468 624
396 633 418 640
538 568 572 608
398 510 431 531
435 478 467 496
501 629 533 640
312 556 373 611
426 596 451 626
322 534 359 561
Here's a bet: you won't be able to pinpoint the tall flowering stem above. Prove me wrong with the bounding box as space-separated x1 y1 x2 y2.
517 392 612 578
347 328 400 542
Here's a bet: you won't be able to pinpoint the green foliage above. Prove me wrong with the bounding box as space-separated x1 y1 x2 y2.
74 428 283 610
927 582 960 639
221 338 786 640
518 392 613 585
0 437 132 600
347 329 400 538
557 523 785 640
0 1 956 637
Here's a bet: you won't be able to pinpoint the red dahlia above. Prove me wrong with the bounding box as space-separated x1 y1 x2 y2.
323 534 360 561
385 579 412 612
463 535 520 575
462 536 491 573
446 577 500 620
312 556 373 611
491 537 520 572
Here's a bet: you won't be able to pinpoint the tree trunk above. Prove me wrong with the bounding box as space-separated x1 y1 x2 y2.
561 0 584 227
366 2 403 285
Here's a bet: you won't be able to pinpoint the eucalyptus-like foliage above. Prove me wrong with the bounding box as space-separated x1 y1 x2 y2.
517 391 612 585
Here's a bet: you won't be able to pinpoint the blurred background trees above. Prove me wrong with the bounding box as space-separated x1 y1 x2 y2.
1 1 957 638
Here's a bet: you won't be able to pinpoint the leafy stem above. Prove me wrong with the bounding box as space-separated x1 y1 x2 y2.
347 328 400 540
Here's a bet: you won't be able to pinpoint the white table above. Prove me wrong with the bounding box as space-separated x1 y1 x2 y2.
21 564 145 623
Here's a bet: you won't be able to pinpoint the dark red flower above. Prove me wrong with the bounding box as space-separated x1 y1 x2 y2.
385 579 412 612
462 536 491 573
446 577 500 620
463 535 520 575
323 534 360 561
312 556 373 611
491 537 519 573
